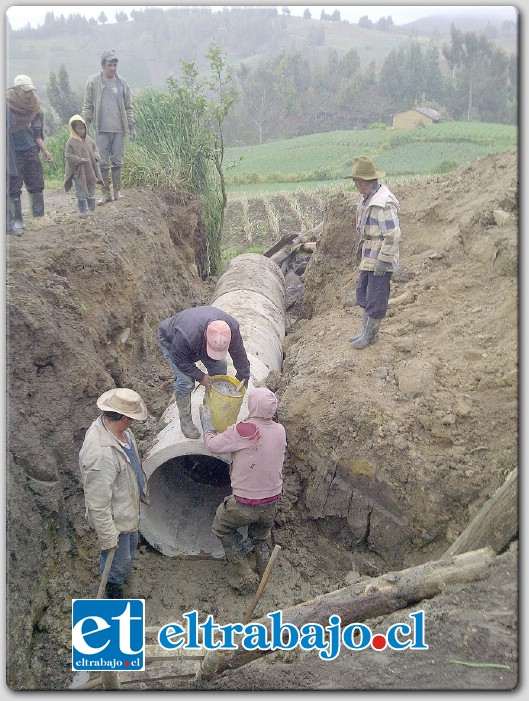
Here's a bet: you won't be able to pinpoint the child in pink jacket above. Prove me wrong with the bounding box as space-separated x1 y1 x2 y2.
200 387 286 593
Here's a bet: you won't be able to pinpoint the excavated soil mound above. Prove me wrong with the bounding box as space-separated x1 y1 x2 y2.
4 150 518 690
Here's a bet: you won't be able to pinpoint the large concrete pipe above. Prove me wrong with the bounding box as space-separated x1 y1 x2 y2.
140 253 285 558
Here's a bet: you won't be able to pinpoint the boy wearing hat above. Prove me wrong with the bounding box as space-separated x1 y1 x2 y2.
157 306 251 438
79 388 150 598
82 50 136 204
345 156 401 348
6 75 53 230
64 114 103 217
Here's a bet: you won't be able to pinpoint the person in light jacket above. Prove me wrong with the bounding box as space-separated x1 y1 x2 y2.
200 387 286 594
79 388 149 598
82 50 136 204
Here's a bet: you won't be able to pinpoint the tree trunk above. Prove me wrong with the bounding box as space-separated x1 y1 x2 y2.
204 547 494 677
444 468 518 557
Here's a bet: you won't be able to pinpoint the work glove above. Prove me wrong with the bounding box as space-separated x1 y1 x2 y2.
355 239 364 264
129 125 137 142
199 404 215 434
373 259 389 277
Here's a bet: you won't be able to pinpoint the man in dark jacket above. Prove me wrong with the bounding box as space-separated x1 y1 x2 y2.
157 306 250 438
6 75 53 229
6 108 19 235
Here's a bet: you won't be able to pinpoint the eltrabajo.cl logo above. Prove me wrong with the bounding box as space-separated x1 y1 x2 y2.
72 599 145 671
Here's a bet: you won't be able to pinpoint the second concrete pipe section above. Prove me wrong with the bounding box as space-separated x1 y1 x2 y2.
140 253 286 557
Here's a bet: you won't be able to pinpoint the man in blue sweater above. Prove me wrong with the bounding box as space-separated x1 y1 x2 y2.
158 306 250 438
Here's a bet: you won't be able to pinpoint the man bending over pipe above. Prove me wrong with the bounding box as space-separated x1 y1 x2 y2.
199 388 286 594
157 306 251 439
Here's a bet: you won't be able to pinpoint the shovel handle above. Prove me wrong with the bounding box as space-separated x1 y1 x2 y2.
97 547 117 599
242 544 281 625
197 544 282 682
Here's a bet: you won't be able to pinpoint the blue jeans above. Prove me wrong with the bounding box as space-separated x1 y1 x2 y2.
158 335 227 394
100 531 138 585
74 181 96 213
356 270 392 319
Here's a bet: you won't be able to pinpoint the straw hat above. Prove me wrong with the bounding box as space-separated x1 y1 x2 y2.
97 388 148 420
345 156 386 180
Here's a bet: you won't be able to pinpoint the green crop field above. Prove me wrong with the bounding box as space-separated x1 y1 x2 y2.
220 121 517 267
225 122 517 188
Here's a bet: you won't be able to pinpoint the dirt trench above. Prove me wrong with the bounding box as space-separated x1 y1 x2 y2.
5 150 518 690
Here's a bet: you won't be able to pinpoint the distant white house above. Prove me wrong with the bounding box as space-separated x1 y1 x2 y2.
392 107 441 130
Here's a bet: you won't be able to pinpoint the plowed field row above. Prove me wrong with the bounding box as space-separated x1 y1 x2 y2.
223 189 328 254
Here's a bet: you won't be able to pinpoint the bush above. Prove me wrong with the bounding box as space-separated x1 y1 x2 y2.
42 125 69 183
434 159 459 174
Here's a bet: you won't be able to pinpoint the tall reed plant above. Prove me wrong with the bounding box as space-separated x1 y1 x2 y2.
125 85 223 274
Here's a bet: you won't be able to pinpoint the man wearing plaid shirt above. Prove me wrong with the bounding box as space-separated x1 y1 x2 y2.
345 156 401 349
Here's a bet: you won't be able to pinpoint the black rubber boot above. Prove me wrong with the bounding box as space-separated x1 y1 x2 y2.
98 172 112 204
350 310 368 342
7 198 22 235
30 191 45 217
112 166 124 199
10 196 25 230
105 582 124 599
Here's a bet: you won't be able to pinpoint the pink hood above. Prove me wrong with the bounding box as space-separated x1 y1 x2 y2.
247 387 278 419
204 385 286 501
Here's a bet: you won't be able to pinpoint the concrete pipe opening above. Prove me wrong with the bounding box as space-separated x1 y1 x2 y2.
140 253 286 558
141 451 231 559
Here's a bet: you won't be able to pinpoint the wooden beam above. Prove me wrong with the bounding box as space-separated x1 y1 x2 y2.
205 547 495 676
268 221 323 266
444 468 518 557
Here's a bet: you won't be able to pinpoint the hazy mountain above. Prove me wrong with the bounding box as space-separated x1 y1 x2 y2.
6 6 516 109
402 8 518 37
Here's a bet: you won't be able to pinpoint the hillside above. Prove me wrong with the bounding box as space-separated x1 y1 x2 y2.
403 9 518 37
6 6 517 107
5 148 518 690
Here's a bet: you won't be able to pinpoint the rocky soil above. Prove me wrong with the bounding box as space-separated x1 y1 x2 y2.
5 148 518 691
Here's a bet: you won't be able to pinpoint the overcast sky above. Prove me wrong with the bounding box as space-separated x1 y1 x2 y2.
5 3 518 30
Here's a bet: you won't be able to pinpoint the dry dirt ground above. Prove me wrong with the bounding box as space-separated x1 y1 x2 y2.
5 149 518 692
